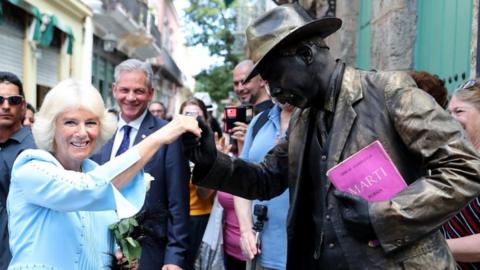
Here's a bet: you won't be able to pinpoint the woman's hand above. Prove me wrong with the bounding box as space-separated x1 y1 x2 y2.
113 249 138 269
154 114 201 145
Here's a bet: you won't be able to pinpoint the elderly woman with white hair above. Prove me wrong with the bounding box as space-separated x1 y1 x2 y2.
445 79 480 269
6 79 200 270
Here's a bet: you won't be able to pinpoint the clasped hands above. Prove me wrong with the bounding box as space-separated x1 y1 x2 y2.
182 117 218 172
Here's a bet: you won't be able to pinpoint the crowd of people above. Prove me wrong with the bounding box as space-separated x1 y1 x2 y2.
2 3 480 270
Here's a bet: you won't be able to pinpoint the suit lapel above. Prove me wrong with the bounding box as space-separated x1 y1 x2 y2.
134 112 156 145
289 108 310 183
102 137 114 163
327 67 363 169
287 107 311 234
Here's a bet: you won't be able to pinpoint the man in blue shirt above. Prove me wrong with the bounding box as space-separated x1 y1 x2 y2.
230 60 274 155
0 72 35 270
234 102 294 270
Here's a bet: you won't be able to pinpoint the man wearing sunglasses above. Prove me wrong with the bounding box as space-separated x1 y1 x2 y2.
186 4 480 270
0 71 35 269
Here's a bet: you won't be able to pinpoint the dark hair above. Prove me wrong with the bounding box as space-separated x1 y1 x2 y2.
26 103 36 113
0 71 24 97
409 71 448 108
179 97 210 123
107 107 119 120
107 107 118 114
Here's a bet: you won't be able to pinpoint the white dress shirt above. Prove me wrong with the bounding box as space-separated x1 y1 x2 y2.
111 110 148 160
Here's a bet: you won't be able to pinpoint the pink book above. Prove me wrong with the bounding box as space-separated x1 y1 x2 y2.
327 140 407 202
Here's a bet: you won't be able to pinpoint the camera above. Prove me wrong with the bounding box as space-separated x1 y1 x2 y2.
251 204 268 270
223 104 253 133
184 111 199 117
253 204 268 222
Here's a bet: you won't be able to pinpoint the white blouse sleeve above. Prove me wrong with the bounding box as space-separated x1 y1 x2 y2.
11 148 146 217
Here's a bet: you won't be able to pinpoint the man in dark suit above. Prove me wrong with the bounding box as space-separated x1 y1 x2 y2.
92 59 189 270
0 72 35 270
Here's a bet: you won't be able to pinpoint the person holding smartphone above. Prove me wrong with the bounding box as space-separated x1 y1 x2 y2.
230 60 273 154
180 98 216 270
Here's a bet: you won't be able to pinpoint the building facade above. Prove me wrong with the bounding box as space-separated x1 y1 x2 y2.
86 0 189 113
236 0 478 93
330 0 476 92
0 0 91 108
150 0 190 117
0 0 189 114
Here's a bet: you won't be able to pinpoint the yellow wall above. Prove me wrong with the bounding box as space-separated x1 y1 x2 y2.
21 0 91 103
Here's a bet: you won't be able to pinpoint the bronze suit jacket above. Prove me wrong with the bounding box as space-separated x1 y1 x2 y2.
193 66 480 269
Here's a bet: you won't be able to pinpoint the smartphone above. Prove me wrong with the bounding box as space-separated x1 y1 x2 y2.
223 105 253 133
184 111 199 117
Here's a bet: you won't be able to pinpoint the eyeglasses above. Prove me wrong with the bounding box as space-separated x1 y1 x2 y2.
0 95 23 105
458 79 477 90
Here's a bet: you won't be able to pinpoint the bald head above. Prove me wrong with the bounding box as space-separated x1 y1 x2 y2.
235 60 254 71
232 60 269 105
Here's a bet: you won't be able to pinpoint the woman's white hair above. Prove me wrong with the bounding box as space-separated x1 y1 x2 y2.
32 79 117 153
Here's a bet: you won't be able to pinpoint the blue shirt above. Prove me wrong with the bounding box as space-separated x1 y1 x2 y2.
7 148 146 270
240 105 288 270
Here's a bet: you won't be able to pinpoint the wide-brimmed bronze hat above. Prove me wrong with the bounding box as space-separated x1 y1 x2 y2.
244 3 342 82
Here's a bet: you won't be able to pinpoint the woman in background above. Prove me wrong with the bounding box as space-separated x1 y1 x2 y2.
7 79 200 269
180 98 216 270
22 102 35 126
445 79 480 269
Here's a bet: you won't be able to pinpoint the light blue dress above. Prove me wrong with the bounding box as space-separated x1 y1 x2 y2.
7 148 146 270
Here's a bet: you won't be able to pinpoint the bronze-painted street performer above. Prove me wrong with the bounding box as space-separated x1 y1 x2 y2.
186 4 480 269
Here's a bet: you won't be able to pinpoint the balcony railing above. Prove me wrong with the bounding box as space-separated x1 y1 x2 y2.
150 19 162 49
101 0 148 29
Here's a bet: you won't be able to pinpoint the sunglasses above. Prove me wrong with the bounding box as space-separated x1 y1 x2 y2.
0 95 23 105
458 79 477 90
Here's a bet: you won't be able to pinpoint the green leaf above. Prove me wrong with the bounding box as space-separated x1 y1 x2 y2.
125 237 138 248
129 217 139 227
130 246 141 263
122 242 131 262
109 216 142 266
113 230 122 240
118 220 129 235
124 243 141 265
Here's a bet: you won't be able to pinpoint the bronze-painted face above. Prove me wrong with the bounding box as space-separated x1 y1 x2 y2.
260 44 328 109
